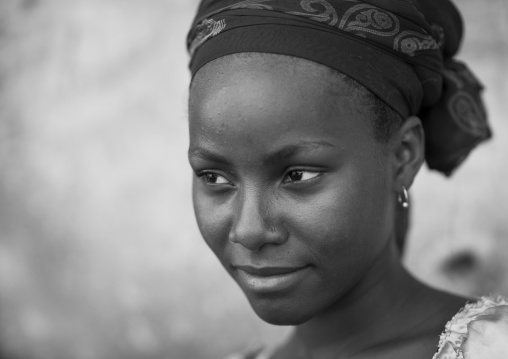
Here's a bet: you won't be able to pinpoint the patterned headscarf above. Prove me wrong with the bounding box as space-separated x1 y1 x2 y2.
187 0 491 176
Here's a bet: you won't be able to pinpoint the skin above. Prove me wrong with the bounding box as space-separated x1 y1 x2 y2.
188 53 467 359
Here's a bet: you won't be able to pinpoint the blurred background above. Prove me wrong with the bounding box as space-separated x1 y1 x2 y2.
0 0 507 358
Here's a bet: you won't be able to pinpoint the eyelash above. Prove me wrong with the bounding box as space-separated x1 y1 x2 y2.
283 169 323 184
197 169 323 186
197 171 232 186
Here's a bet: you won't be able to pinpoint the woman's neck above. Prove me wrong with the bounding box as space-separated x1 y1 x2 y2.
284 240 464 358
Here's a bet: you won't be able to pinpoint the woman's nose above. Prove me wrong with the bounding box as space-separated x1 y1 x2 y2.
228 189 287 251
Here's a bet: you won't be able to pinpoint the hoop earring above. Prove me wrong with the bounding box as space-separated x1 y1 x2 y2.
398 186 409 209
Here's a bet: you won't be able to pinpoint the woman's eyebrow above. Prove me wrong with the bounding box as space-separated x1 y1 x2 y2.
262 141 335 165
188 140 334 165
188 147 230 165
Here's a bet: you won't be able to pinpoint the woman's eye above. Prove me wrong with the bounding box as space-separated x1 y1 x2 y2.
200 172 231 185
284 170 321 183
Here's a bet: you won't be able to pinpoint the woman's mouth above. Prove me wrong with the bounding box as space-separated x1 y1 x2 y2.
233 265 310 293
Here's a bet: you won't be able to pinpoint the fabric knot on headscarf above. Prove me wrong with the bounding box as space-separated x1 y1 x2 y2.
187 0 491 176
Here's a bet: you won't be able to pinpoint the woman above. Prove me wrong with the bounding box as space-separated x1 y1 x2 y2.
185 0 508 358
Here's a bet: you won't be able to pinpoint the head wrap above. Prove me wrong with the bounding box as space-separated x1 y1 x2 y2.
187 0 491 176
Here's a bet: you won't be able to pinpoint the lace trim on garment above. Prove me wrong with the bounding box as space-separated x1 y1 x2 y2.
432 295 508 359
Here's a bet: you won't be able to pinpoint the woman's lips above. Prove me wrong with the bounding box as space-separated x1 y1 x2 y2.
234 265 310 293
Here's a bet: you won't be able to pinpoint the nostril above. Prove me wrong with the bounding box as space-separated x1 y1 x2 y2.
228 222 288 251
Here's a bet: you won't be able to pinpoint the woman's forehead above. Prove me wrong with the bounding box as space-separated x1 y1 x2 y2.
188 54 375 158
190 53 363 115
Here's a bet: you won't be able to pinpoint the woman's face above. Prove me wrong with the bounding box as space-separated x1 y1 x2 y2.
188 54 396 325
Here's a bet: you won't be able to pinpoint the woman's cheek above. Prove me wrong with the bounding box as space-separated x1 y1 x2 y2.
193 187 231 255
285 182 359 254
299 168 387 262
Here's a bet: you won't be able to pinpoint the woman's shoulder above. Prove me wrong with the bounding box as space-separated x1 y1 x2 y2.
433 295 508 359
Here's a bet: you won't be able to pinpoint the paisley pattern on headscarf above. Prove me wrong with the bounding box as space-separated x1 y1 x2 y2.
189 0 441 61
187 0 491 176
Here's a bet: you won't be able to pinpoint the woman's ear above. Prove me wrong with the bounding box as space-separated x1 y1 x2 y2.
390 116 425 190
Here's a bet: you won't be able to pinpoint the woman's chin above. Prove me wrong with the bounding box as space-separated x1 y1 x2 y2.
247 296 315 326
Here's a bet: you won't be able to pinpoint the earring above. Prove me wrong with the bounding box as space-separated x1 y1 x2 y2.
398 186 409 209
